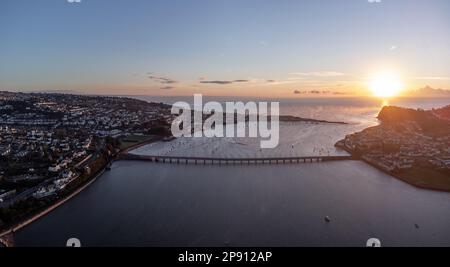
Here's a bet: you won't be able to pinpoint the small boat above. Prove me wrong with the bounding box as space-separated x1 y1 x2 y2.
324 216 331 223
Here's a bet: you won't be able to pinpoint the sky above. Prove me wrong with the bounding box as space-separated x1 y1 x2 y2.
0 0 449 97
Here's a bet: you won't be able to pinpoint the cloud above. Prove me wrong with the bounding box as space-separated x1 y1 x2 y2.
148 73 178 84
389 45 397 51
413 76 450 80
292 90 349 95
333 91 348 95
160 86 174 90
200 80 233 85
289 71 345 77
200 79 250 85
368 0 382 3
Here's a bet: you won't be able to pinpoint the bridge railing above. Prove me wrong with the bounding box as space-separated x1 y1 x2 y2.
118 153 354 164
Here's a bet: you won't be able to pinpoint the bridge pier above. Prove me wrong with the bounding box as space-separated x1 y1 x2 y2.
121 154 352 165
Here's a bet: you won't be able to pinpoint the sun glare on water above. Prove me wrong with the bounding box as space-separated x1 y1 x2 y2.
369 72 404 98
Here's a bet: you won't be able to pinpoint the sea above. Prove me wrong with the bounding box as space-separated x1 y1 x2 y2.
14 96 450 247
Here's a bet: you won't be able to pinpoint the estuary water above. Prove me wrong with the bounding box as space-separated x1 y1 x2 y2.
14 97 450 247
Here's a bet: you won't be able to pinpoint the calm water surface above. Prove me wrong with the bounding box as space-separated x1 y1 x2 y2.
14 97 450 247
15 161 450 247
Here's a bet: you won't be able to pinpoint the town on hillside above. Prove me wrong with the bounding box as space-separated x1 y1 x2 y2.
0 91 174 228
336 105 450 191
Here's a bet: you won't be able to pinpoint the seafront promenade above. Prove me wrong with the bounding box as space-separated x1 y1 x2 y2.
0 168 107 246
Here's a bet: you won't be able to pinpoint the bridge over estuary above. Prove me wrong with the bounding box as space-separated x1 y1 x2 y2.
119 154 355 165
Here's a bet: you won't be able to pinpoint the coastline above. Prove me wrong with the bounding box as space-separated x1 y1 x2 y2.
0 167 106 245
2 130 446 245
363 159 450 193
335 141 450 193
120 136 164 154
0 137 163 245
278 115 348 125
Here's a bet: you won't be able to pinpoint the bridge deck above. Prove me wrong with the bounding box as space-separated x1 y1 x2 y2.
119 153 354 165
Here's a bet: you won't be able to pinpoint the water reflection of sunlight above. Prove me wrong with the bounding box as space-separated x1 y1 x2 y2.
381 99 389 107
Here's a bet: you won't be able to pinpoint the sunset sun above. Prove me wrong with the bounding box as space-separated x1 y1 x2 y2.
369 72 404 98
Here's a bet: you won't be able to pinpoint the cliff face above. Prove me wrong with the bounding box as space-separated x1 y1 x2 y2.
377 105 450 137
377 106 431 123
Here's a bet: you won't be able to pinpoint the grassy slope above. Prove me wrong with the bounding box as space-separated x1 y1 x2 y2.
118 135 155 150
396 167 450 191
